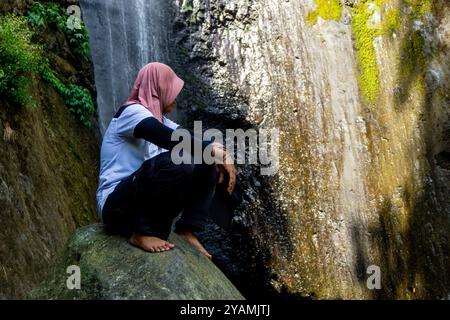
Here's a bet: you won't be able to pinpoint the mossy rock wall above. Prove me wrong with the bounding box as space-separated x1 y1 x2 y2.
167 0 450 299
0 0 100 298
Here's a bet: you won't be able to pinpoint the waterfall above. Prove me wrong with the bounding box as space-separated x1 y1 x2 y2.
79 0 173 135
76 0 450 299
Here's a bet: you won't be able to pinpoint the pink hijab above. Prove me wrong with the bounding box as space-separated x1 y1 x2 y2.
123 62 184 123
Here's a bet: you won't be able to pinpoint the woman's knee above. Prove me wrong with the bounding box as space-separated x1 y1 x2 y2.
139 156 217 185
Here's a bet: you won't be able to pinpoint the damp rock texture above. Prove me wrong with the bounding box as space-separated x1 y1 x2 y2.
168 0 450 299
78 0 449 299
28 224 245 300
0 0 100 299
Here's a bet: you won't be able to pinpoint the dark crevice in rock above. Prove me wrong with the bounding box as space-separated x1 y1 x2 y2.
435 150 450 170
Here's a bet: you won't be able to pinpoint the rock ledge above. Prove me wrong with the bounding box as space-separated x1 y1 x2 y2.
28 224 245 300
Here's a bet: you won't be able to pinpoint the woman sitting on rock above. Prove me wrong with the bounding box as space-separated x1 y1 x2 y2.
96 62 236 259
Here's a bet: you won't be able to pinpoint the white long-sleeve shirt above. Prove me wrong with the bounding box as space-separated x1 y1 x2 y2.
95 104 179 221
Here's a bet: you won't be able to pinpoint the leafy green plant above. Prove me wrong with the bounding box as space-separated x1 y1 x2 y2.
0 14 45 106
27 1 90 62
42 68 95 127
22 2 96 126
65 24 90 61
26 2 46 28
0 5 94 126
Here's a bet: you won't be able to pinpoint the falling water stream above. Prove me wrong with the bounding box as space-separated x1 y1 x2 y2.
79 0 173 134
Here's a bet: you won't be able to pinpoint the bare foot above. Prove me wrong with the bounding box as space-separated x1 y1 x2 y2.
129 232 175 253
175 230 212 259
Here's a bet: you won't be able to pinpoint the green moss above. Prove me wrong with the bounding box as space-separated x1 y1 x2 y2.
304 0 403 102
374 0 389 7
0 14 45 107
404 0 432 18
352 2 381 103
394 1 429 101
347 0 395 102
304 0 429 103
382 9 400 35
400 31 426 81
28 224 245 300
306 0 342 26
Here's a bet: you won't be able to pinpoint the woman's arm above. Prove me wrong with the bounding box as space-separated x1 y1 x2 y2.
133 117 236 194
133 117 210 151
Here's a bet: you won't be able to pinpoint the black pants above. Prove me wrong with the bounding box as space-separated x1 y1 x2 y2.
102 151 219 240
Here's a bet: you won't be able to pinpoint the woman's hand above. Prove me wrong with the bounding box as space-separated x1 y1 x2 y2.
211 143 237 194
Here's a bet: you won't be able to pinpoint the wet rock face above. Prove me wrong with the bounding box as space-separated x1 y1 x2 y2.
77 0 449 299
28 224 245 300
167 0 450 299
0 0 100 299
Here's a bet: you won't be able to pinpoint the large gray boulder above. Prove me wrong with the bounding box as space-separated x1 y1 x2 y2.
28 224 245 300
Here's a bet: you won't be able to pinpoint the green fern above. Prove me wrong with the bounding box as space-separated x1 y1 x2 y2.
42 68 95 127
27 1 90 62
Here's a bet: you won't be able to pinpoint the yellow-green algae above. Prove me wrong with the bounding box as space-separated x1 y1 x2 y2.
305 0 432 103
352 1 383 103
306 0 342 26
